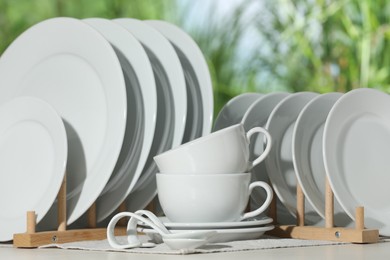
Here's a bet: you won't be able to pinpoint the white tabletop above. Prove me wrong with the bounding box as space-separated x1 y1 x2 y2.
2 242 390 259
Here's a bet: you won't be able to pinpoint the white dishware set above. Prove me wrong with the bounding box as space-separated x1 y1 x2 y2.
0 17 214 242
108 123 275 249
213 88 390 236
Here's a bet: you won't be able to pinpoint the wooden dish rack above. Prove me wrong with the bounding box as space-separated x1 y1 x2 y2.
13 175 379 248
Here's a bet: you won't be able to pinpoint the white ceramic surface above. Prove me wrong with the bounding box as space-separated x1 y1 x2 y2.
292 92 352 226
0 17 127 226
154 124 272 174
139 225 275 243
145 20 214 141
139 216 274 229
114 18 186 202
213 93 263 131
323 88 390 235
156 173 273 223
0 97 67 241
82 18 158 223
265 92 322 224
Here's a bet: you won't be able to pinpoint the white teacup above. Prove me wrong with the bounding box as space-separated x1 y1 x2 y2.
154 123 272 174
156 173 273 223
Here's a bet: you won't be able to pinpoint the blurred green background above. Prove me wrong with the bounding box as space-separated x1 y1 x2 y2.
1 0 390 119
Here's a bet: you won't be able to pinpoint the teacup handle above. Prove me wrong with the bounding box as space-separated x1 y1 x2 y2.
239 181 273 221
246 127 272 170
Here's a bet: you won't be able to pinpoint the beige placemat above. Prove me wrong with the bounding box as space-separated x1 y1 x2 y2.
39 235 354 255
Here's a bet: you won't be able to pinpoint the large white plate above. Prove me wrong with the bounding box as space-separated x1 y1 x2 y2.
82 18 157 223
292 92 352 227
138 225 274 243
323 88 390 235
139 216 273 229
113 18 187 210
145 20 213 141
0 97 67 241
0 18 127 225
213 93 263 131
265 92 321 224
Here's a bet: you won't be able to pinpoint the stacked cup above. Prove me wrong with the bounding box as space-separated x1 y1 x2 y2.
153 123 274 223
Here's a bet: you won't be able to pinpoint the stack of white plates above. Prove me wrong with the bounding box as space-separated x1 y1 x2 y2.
0 17 213 241
214 88 390 236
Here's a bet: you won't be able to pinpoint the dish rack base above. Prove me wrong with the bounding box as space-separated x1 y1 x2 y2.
13 175 130 248
265 178 379 244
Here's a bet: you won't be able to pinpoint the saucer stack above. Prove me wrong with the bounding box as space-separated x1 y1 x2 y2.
213 88 390 236
152 124 275 243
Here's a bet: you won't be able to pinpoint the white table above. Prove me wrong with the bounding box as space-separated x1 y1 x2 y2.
2 242 390 259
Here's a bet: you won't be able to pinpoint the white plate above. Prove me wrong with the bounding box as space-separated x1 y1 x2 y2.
265 92 321 224
138 225 274 243
213 93 263 131
292 92 352 226
139 216 273 229
323 88 390 235
0 18 127 225
113 18 187 209
82 18 157 223
0 97 67 241
145 20 214 141
241 92 295 225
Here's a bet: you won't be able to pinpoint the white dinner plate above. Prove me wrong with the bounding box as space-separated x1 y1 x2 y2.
145 20 214 141
0 18 127 226
138 225 274 243
139 216 273 229
265 92 321 224
292 92 352 227
323 88 390 235
82 18 157 223
0 97 67 241
113 18 187 210
213 93 263 131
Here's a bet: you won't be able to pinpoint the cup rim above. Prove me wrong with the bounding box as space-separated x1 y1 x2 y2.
154 123 243 160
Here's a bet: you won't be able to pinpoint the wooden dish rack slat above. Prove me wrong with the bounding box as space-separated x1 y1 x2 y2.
266 178 379 243
13 174 379 248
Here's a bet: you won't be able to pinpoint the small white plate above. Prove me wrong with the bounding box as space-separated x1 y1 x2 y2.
138 225 274 243
82 18 157 223
0 97 67 241
265 92 321 224
145 20 214 140
0 18 127 226
293 92 352 227
324 88 390 235
139 216 273 229
213 93 263 131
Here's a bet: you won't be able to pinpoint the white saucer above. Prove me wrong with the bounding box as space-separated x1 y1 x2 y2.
139 216 273 229
138 225 274 243
292 92 352 227
0 97 67 241
265 92 321 224
213 93 263 131
324 88 390 235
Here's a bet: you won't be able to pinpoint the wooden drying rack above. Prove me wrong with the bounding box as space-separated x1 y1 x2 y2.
13 175 128 247
266 178 379 243
13 175 379 248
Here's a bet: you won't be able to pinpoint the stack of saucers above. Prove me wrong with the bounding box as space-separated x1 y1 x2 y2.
150 123 275 243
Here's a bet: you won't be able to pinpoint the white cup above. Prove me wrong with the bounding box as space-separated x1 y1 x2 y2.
156 173 273 223
154 123 272 174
